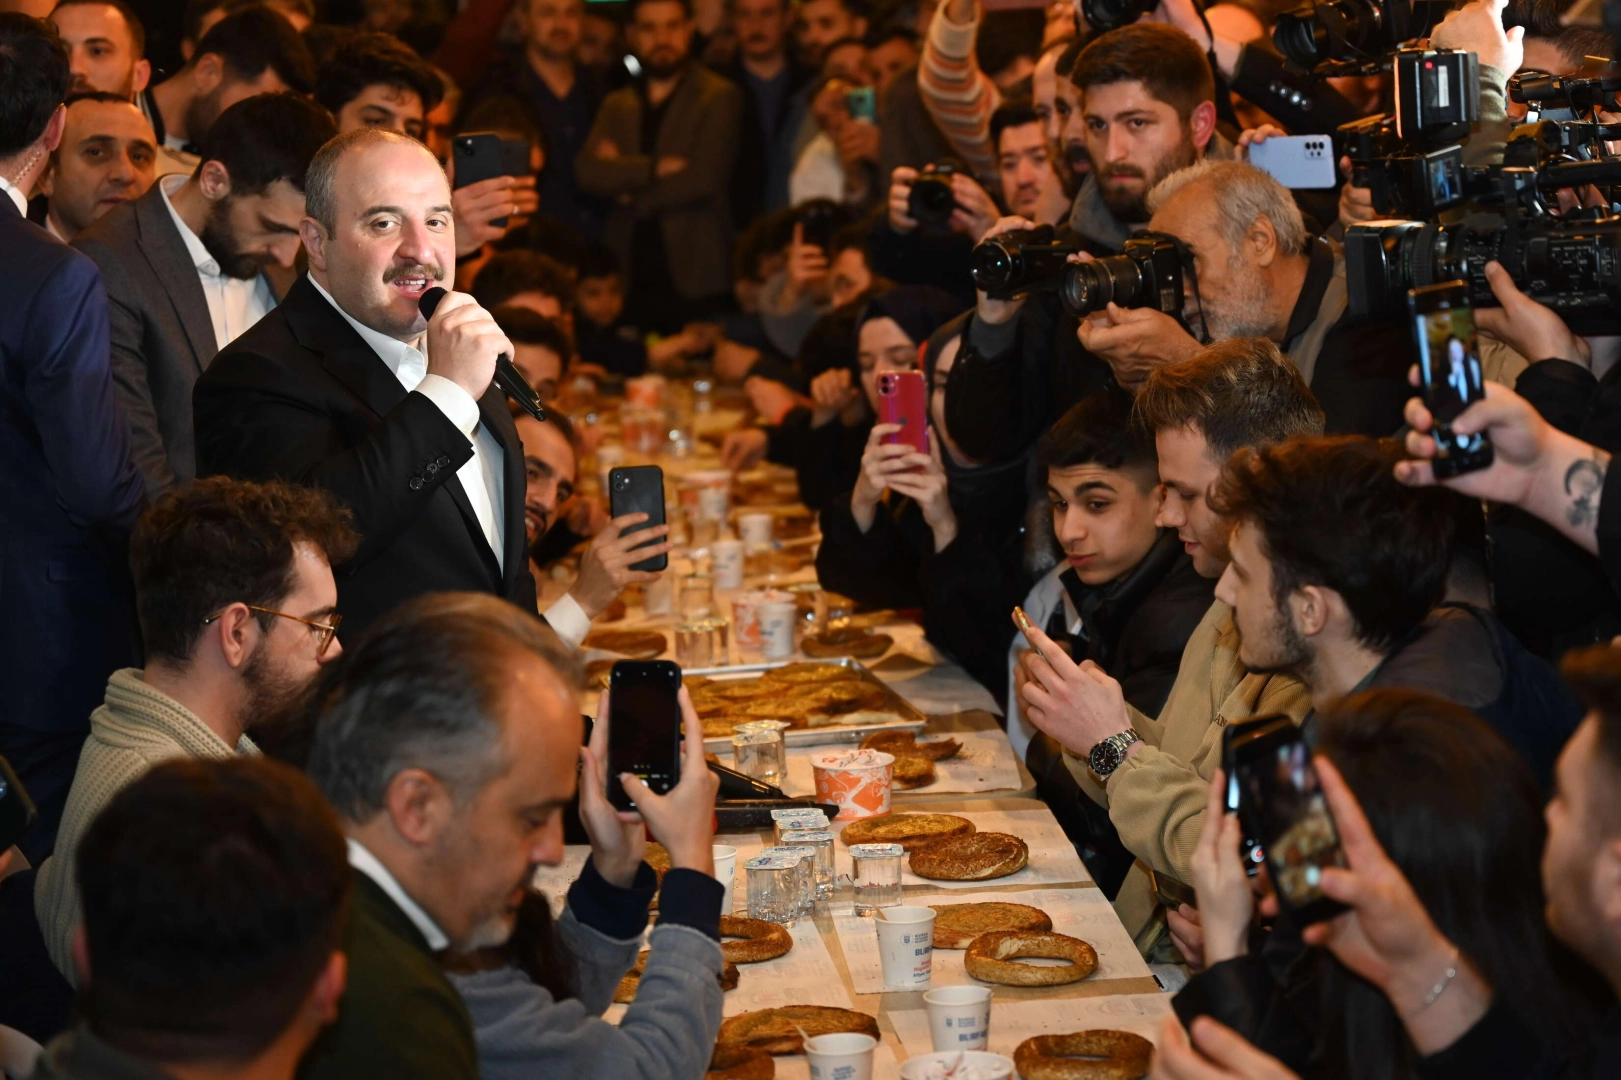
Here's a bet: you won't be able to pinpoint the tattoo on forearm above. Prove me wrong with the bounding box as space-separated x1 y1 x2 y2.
1565 450 1609 530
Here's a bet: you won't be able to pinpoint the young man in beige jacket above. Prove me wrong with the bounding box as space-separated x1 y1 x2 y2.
1017 337 1321 952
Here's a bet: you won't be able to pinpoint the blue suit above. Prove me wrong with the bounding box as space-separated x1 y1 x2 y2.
0 197 143 863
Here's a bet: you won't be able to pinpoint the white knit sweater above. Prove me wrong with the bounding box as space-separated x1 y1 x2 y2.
33 668 259 982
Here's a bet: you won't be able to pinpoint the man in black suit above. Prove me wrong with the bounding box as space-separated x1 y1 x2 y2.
0 13 145 863
194 128 547 641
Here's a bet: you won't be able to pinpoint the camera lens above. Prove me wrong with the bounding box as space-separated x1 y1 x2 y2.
1061 256 1146 318
1082 0 1150 33
969 240 1018 294
613 475 630 491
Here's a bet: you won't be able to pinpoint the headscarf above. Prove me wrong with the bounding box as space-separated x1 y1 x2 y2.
855 286 963 352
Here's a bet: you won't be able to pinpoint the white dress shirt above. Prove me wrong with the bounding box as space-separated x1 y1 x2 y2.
0 174 27 217
347 838 449 951
307 275 506 570
159 173 274 350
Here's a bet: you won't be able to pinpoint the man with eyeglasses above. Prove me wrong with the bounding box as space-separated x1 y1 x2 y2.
34 476 357 985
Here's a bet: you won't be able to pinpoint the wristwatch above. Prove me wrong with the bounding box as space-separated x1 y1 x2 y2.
1088 730 1141 779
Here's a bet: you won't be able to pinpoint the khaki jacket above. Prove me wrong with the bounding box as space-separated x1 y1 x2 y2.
1064 600 1311 945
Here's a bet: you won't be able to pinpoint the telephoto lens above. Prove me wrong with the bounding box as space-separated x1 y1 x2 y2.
1058 234 1186 319
968 226 1080 298
907 164 960 225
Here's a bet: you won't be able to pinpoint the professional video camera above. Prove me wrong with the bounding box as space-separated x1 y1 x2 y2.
907 162 962 227
1338 48 1480 218
970 227 1189 321
1272 0 1450 74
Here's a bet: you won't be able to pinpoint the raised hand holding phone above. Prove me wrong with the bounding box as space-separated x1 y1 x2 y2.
612 682 719 877
1013 619 1131 757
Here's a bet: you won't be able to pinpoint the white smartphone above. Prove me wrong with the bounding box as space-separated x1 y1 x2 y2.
1247 134 1338 190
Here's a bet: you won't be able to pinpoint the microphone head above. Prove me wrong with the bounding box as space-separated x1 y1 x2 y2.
418 286 449 320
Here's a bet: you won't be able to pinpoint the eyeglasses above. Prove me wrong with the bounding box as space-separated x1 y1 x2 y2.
202 605 343 656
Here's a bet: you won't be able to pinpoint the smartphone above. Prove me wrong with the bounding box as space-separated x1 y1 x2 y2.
1247 135 1338 190
606 660 683 811
797 201 837 251
1226 716 1347 924
1220 718 1274 879
877 370 928 456
452 131 531 228
1012 605 1036 647
0 756 37 854
608 465 668 572
1410 281 1493 478
845 85 877 124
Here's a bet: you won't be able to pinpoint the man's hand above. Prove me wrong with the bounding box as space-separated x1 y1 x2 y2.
614 687 720 875
1396 376 1608 555
948 173 1002 241
580 688 649 887
1236 124 1287 158
1429 0 1523 75
570 513 673 619
810 367 862 426
1300 758 1492 1054
452 174 539 257
1077 303 1203 389
1150 1016 1304 1080
1016 622 1132 756
1338 154 1378 228
656 155 689 178
976 216 1039 325
888 166 920 234
1474 261 1591 367
713 340 762 383
1189 770 1253 966
1167 904 1206 971
722 427 770 471
781 222 831 308
425 291 511 401
744 375 807 425
881 429 958 552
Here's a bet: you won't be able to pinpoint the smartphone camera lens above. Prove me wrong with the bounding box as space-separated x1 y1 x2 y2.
612 474 630 492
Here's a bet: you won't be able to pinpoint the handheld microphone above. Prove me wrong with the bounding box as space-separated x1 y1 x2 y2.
417 286 547 423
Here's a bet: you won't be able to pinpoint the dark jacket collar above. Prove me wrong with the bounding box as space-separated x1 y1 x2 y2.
131 182 219 367
1282 235 1338 345
353 868 436 956
1059 530 1185 648
32 1028 180 1080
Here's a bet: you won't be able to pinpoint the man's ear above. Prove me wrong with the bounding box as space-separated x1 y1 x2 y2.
132 58 152 95
1251 212 1280 269
300 217 329 274
1291 583 1331 639
43 104 66 155
309 951 348 1026
384 768 455 848
1594 836 1621 934
197 159 233 202
1188 99 1217 154
191 52 225 97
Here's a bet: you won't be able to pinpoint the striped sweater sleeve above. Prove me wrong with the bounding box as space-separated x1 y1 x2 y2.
918 0 1002 182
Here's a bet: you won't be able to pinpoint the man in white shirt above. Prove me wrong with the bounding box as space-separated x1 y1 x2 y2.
195 129 551 643
75 91 336 495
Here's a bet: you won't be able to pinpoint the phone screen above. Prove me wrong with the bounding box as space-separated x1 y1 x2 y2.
1236 737 1344 911
1416 305 1485 428
607 663 681 810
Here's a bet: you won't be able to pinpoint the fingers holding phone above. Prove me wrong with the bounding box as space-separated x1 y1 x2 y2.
580 686 649 886
617 686 718 876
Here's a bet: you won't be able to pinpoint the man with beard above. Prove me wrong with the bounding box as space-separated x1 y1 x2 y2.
515 410 674 629
1079 158 1417 436
47 0 150 98
1032 38 1084 197
37 92 156 241
577 0 742 334
1210 435 1579 786
721 0 813 226
33 476 355 985
299 592 719 1080
143 5 314 177
194 129 539 642
75 91 335 495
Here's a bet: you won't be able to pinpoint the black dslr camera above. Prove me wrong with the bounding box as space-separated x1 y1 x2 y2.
1271 0 1450 74
1059 233 1187 320
969 225 1080 298
907 162 961 227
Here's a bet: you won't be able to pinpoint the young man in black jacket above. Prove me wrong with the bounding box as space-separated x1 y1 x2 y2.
1011 390 1214 895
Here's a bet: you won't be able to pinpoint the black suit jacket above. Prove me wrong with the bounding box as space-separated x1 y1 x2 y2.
193 276 537 641
0 197 144 737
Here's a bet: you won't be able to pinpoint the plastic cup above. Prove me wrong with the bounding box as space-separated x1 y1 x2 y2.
850 843 904 915
712 538 744 589
733 728 787 785
811 749 895 820
713 844 738 913
643 571 675 617
689 470 732 522
806 1033 878 1080
899 1051 1013 1080
745 855 801 925
875 906 935 989
739 512 775 550
922 986 993 1052
758 599 799 659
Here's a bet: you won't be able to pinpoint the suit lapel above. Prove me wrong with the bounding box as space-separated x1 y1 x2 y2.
134 185 219 370
479 392 529 594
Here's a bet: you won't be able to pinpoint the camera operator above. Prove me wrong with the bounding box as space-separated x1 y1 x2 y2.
1078 159 1413 435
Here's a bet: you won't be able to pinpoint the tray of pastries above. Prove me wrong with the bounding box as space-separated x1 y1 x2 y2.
685 659 927 751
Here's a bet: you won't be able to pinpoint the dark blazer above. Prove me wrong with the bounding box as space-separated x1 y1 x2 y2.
0 198 144 738
193 276 538 641
299 871 477 1080
575 64 744 300
74 183 253 495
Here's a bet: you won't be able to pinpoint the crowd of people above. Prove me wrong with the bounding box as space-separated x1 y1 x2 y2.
6 0 1621 1075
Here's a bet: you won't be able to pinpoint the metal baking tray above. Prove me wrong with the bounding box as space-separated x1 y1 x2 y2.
689 658 928 752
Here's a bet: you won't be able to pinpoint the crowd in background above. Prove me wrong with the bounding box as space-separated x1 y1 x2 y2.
9 0 1621 1075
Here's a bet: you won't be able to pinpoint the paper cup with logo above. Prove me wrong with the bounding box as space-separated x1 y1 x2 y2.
758 599 799 659
899 1052 1013 1080
874 905 935 989
734 588 791 648
739 512 775 550
806 1033 878 1080
712 538 744 589
812 749 895 820
713 844 738 914
922 986 993 1052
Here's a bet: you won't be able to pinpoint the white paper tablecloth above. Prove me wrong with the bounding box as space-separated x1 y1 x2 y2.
887 994 1175 1062
830 888 1151 995
832 810 1093 891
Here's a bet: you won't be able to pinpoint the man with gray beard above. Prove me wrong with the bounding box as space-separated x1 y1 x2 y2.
1076 159 1417 437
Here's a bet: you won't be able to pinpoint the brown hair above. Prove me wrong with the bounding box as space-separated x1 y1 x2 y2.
131 477 359 665
1070 23 1215 122
1132 337 1323 462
